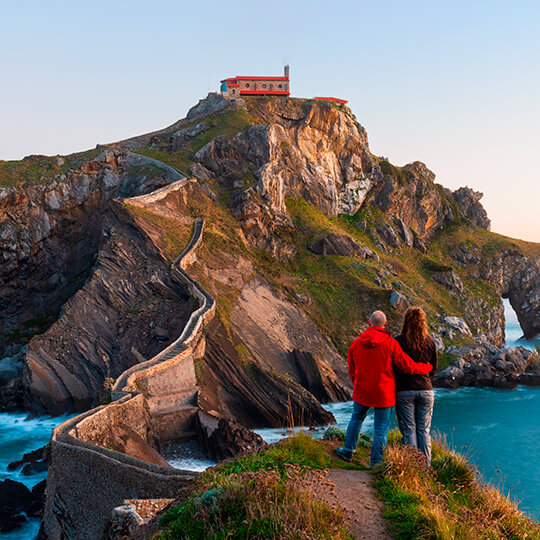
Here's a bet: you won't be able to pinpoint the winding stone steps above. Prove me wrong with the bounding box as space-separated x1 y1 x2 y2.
44 183 217 540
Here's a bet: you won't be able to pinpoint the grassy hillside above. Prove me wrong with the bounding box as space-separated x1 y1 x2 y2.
378 432 540 539
154 432 539 539
0 148 102 187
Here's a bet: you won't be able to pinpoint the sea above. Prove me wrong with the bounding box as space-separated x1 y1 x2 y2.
0 299 538 537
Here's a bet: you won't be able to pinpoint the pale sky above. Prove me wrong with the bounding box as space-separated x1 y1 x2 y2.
1 0 539 242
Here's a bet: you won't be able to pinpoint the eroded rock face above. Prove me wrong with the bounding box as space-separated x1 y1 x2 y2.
451 187 491 229
482 251 540 339
0 151 187 414
199 319 336 429
196 410 266 461
229 278 350 387
289 349 350 403
20 206 195 415
371 161 455 241
194 100 382 252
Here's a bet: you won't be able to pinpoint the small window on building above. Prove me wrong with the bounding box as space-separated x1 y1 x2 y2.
278 84 282 88
262 84 267 88
246 83 250 87
232 89 235 94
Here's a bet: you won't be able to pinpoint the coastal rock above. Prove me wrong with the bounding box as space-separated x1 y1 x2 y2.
7 444 47 471
289 349 351 403
199 318 336 429
196 410 266 461
21 206 196 415
443 316 472 336
482 251 540 340
0 479 32 532
434 344 536 389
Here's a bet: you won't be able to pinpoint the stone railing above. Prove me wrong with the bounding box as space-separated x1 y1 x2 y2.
43 216 216 540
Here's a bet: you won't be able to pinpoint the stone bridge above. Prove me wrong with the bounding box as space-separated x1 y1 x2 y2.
43 204 216 539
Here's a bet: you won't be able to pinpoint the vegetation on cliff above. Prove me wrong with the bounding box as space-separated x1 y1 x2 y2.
377 432 540 539
156 433 368 539
155 431 539 539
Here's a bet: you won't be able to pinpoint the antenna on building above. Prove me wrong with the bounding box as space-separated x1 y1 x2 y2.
284 64 290 78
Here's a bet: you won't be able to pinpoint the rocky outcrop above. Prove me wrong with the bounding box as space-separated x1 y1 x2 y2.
289 349 350 403
482 251 540 340
308 233 373 258
11 204 194 415
451 187 491 229
193 99 382 252
186 92 237 122
371 161 455 241
196 410 266 461
434 345 537 389
0 150 186 413
199 319 336 428
229 278 350 391
0 479 45 533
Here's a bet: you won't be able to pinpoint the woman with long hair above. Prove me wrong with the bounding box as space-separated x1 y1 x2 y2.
394 306 438 463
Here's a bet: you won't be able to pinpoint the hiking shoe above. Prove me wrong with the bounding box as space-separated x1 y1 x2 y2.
334 447 352 462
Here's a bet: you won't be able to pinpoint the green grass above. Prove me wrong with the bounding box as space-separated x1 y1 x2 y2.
123 203 193 261
376 432 540 539
156 433 364 540
0 148 101 187
130 108 258 175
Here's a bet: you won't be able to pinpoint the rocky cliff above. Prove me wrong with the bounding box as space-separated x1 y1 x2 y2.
1 93 539 418
0 150 193 414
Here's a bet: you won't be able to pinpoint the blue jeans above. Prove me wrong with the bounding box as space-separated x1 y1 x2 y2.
341 401 393 467
395 390 434 463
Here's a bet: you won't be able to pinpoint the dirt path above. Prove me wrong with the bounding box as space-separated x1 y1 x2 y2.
315 469 393 539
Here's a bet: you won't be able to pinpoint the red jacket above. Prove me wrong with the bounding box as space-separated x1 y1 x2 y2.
347 326 433 408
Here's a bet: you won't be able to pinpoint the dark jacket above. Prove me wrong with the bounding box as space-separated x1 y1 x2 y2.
394 334 437 392
348 327 433 408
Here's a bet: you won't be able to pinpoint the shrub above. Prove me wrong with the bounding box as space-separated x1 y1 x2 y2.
322 427 346 442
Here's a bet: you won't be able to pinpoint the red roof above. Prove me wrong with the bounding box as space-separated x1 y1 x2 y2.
236 76 288 81
240 90 290 96
226 83 240 87
314 96 348 104
221 76 289 82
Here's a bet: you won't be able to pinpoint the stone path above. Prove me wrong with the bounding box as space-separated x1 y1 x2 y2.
314 469 393 539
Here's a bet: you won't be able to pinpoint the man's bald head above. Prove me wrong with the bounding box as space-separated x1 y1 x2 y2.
369 310 387 328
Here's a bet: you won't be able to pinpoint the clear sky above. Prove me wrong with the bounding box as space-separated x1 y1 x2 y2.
1 0 539 242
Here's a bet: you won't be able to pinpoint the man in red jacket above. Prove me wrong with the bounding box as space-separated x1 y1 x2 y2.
336 310 433 467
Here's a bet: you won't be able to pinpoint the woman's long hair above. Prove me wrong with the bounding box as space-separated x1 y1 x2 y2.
402 306 429 353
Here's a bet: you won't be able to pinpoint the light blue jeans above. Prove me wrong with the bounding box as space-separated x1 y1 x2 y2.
395 390 435 463
341 401 393 467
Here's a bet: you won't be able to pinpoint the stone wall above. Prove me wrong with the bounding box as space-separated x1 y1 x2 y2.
43 217 216 539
